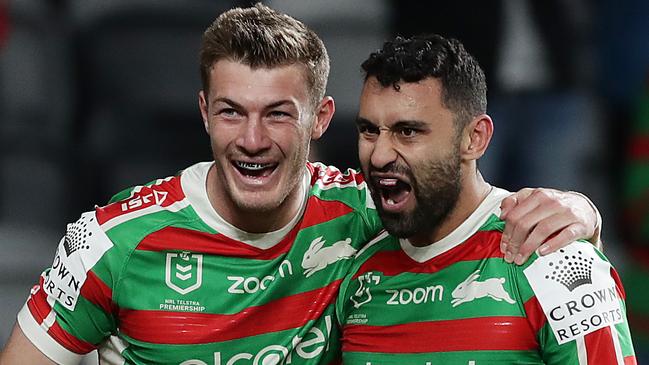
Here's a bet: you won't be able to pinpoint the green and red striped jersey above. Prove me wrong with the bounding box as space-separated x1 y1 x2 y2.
18 161 382 365
337 187 636 365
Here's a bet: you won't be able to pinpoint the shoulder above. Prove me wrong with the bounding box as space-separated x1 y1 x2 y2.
339 231 397 293
307 162 373 206
522 241 624 344
97 167 196 236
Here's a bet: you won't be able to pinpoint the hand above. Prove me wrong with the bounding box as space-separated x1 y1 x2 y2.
500 188 601 265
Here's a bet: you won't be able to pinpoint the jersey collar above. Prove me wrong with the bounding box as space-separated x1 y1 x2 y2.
181 161 309 249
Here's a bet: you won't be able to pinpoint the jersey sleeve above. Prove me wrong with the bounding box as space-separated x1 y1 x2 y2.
521 241 636 364
18 211 119 364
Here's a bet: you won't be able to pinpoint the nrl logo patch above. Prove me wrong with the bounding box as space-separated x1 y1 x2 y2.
165 252 203 295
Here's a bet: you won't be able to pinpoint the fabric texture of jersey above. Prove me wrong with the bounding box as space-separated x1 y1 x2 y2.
18 161 382 365
337 187 636 365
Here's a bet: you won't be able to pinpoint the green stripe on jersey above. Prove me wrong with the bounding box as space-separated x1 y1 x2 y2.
55 294 115 345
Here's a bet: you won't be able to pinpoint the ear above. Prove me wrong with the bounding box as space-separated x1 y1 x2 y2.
460 114 493 161
309 236 323 251
467 269 481 282
310 96 335 140
198 90 209 133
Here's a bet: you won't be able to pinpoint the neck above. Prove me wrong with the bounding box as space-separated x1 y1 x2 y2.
205 165 305 233
408 169 491 247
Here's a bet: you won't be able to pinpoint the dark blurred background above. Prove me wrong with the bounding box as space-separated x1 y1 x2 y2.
0 0 648 362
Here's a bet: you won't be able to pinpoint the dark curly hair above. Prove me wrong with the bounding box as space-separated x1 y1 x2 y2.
362 34 487 128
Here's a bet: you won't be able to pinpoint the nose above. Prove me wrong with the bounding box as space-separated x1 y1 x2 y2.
370 132 398 169
235 117 271 155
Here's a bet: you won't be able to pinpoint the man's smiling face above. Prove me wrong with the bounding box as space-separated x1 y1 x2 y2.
199 60 317 215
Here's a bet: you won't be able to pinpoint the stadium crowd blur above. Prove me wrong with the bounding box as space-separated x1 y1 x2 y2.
0 0 647 362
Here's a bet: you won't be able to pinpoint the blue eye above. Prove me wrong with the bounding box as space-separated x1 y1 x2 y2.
219 108 239 117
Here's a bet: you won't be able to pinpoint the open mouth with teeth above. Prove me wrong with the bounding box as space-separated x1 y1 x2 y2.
232 161 278 178
373 177 413 212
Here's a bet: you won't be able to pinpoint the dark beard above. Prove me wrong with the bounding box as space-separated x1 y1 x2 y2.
368 151 462 239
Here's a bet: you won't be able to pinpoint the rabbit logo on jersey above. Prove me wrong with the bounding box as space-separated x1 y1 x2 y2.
451 270 516 307
166 252 203 295
301 236 356 277
524 243 623 344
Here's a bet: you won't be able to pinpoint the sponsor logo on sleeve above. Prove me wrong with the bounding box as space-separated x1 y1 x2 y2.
524 243 623 344
120 189 168 212
43 212 113 310
165 252 203 295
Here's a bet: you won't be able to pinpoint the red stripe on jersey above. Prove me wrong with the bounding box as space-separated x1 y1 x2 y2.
136 197 353 260
301 196 354 229
27 276 54 324
523 296 547 334
96 175 185 225
135 226 297 260
308 163 366 188
27 276 96 354
342 316 537 353
47 321 96 354
27 290 52 325
624 355 638 365
609 266 626 300
120 279 342 344
584 326 621 364
80 271 115 315
353 230 503 278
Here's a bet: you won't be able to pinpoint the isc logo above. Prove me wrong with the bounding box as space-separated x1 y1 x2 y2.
120 190 168 211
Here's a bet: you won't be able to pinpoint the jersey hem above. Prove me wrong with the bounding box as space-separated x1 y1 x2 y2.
17 303 85 365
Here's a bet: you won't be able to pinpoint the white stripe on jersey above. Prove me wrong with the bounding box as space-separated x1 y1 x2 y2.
17 303 84 364
100 199 190 231
98 335 128 365
576 336 587 365
355 230 389 258
41 309 57 332
611 325 625 365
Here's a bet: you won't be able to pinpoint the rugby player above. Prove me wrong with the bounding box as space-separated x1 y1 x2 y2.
1 5 603 365
337 33 635 364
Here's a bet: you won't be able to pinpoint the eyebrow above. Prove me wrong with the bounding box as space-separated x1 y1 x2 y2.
392 120 428 129
355 117 428 129
211 97 243 110
355 116 375 127
211 97 296 110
